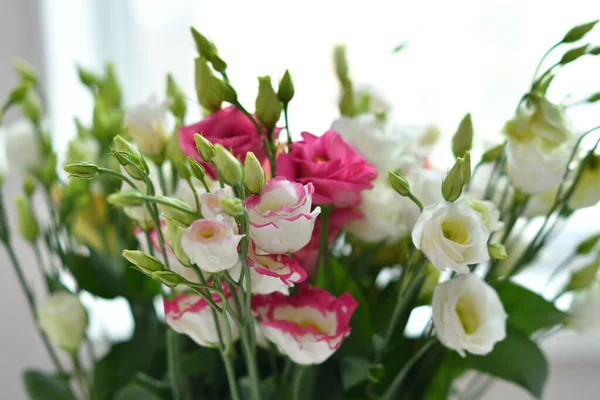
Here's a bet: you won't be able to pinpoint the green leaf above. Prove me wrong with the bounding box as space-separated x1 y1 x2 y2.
576 232 600 254
452 113 473 158
560 44 589 65
481 143 505 163
496 282 567 335
465 327 548 399
567 259 600 291
422 352 465 400
23 370 76 400
561 20 598 43
62 250 124 299
587 92 600 103
113 384 163 400
340 357 383 390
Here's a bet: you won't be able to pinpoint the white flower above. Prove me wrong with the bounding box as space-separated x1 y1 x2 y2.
432 273 507 357
458 196 504 232
38 292 88 354
1 119 43 172
399 167 444 231
467 162 514 208
354 84 392 115
246 177 320 254
198 187 236 219
181 216 243 273
523 184 560 218
252 286 357 365
67 137 100 164
412 200 490 273
569 284 600 334
165 291 240 347
125 97 170 156
569 162 600 210
345 178 409 243
174 177 221 212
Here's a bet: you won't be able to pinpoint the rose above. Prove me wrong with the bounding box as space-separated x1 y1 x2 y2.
252 286 357 365
125 97 170 156
412 200 490 274
179 106 267 178
246 177 320 254
38 292 88 354
165 289 240 347
181 216 244 273
432 273 507 356
276 130 377 206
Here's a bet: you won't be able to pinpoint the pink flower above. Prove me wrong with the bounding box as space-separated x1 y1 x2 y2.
230 241 307 295
179 106 267 178
293 208 363 276
246 177 320 254
276 130 377 206
252 286 357 365
165 287 239 347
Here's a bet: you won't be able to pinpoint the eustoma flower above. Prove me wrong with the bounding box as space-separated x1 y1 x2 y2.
164 289 240 347
252 286 357 365
276 130 377 206
179 106 268 178
246 177 320 254
181 216 243 273
412 200 490 273
125 97 170 157
432 273 507 356
38 292 88 354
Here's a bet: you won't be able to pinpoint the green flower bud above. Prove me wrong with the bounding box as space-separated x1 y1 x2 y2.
214 144 243 186
195 57 237 113
64 162 99 180
153 270 186 288
220 197 245 217
334 45 349 83
462 151 471 186
566 259 600 291
155 195 196 226
255 76 282 131
113 136 147 180
164 217 191 265
8 81 32 105
15 195 39 243
442 157 466 202
576 233 600 254
277 69 295 104
107 190 145 207
178 161 192 181
166 74 187 120
481 143 505 163
488 243 507 260
77 65 99 88
562 20 598 43
388 170 411 196
38 292 88 354
191 28 217 61
194 133 216 162
22 92 41 125
12 58 38 84
23 177 36 198
188 156 206 181
452 113 473 158
339 81 355 117
243 152 265 194
560 43 589 65
122 249 165 272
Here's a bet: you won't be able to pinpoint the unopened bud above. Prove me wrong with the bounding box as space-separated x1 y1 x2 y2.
12 58 38 84
77 65 99 88
22 92 41 125
164 217 191 265
243 152 265 194
166 74 187 120
38 292 88 354
452 113 473 158
107 191 145 207
462 151 472 186
277 69 295 104
488 243 507 260
220 198 245 217
155 195 196 226
113 135 148 180
214 144 243 186
23 177 36 198
194 133 216 162
388 170 411 196
178 162 192 181
442 157 466 202
255 76 282 131
195 57 236 112
562 20 598 43
15 195 39 243
153 270 185 288
122 249 165 272
64 162 99 180
188 156 206 181
482 143 505 163
9 81 32 105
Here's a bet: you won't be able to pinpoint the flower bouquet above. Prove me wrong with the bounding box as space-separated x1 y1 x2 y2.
2 21 600 400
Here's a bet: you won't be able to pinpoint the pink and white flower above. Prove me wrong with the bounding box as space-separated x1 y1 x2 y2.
230 241 308 295
246 177 321 254
252 286 357 365
164 289 239 347
199 187 236 220
181 216 244 273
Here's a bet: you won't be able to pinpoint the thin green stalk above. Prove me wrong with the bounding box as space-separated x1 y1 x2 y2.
292 366 307 400
316 205 332 289
220 350 241 400
144 229 155 257
141 195 197 217
240 329 261 400
531 42 561 83
71 352 91 398
33 243 49 285
97 167 138 189
157 165 168 195
284 104 292 148
166 328 190 400
186 178 201 216
233 101 277 175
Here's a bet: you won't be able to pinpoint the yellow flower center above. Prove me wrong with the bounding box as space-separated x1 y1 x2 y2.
455 296 479 335
315 156 328 162
442 220 469 244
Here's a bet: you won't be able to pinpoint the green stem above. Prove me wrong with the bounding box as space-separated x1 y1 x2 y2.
157 165 168 195
283 104 292 148
186 178 201 216
33 243 49 285
141 195 197 217
531 42 561 83
240 329 261 400
220 351 241 400
166 328 190 400
316 205 332 289
71 352 91 398
292 366 307 400
144 229 155 257
97 167 138 189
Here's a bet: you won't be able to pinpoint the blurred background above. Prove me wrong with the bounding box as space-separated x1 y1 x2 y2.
1 0 600 398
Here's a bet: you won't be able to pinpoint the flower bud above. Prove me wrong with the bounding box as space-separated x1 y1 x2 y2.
562 20 598 43
220 197 245 217
12 58 38 84
166 74 187 120
462 151 472 186
194 133 216 162
122 249 165 272
452 113 473 158
277 69 295 104
566 259 600 291
22 92 41 126
243 152 266 194
77 65 99 88
388 170 411 196
107 190 146 207
442 157 466 202
488 243 507 260
64 162 99 180
190 27 227 72
188 156 206 181
155 195 196 226
164 217 191 265
153 271 186 288
255 76 282 131
214 144 243 186
38 292 88 354
334 45 349 83
113 135 147 180
194 57 236 113
15 195 39 243
482 143 505 163
8 81 32 105
23 177 36 198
